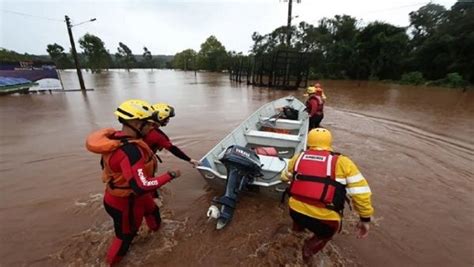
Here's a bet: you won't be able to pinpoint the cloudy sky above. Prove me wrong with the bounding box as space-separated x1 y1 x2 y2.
1 0 456 55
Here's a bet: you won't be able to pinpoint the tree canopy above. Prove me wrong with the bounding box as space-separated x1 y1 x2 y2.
79 33 111 72
115 42 136 71
46 43 73 69
197 36 229 71
247 2 473 83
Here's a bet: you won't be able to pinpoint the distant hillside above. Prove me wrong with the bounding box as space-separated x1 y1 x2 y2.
1 48 174 69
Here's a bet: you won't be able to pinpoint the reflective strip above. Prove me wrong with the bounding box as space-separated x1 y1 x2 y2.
346 186 371 195
335 174 365 185
294 153 305 172
346 173 365 184
326 154 333 176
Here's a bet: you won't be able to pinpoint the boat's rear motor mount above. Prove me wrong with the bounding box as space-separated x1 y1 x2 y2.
207 145 262 229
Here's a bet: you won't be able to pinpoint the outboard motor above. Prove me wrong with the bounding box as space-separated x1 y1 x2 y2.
207 145 262 229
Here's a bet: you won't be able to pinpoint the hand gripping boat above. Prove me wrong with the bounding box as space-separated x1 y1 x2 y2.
197 96 309 229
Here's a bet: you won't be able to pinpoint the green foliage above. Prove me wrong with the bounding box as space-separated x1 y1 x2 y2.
408 3 474 82
251 26 291 55
142 47 153 69
444 72 465 87
79 33 111 72
46 43 73 69
247 2 472 85
401 72 425 85
0 48 44 62
409 3 447 46
197 36 229 71
172 49 197 70
115 42 136 71
358 22 409 80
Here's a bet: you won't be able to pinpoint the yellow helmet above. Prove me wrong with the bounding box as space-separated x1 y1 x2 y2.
114 99 155 121
304 86 317 96
307 128 332 150
306 86 316 94
152 103 175 122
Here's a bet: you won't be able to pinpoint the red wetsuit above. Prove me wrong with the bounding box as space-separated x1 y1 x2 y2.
86 129 174 265
143 127 191 161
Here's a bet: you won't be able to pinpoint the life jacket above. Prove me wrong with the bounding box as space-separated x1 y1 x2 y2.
305 95 324 116
289 150 346 213
86 128 157 197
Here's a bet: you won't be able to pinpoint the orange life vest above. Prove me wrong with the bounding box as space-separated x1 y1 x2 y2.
86 128 157 197
289 150 346 212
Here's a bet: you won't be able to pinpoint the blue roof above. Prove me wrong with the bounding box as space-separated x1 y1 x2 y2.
0 76 33 87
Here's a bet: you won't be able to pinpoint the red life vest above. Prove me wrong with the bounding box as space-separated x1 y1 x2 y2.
289 150 346 212
305 95 324 116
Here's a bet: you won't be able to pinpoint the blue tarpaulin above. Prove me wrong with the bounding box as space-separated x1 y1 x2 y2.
0 76 33 87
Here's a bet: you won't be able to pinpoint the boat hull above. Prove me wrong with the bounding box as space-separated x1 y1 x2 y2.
197 96 308 198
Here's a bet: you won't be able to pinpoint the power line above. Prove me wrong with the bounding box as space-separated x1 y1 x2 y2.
0 9 63 22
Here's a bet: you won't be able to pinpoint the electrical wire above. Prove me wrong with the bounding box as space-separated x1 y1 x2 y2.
0 8 63 22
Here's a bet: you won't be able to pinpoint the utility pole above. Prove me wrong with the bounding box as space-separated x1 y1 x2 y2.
286 0 293 47
65 15 86 91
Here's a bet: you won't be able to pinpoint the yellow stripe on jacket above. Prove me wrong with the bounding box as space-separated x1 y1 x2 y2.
281 150 374 221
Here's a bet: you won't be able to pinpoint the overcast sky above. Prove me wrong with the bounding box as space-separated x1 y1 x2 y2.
0 0 456 55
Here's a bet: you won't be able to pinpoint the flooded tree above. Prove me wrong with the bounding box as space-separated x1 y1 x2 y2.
78 33 111 73
197 36 229 71
172 49 197 70
142 47 153 70
46 43 73 69
115 42 136 71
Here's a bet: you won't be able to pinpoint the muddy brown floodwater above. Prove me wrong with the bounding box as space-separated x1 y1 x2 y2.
0 70 472 266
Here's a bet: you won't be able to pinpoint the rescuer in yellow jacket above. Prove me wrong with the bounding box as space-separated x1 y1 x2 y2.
281 128 374 262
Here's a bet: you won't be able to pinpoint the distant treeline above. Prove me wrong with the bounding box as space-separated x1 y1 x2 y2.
1 2 472 87
173 2 473 86
0 46 172 70
45 38 173 71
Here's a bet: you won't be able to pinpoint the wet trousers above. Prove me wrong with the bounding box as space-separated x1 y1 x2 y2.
308 114 324 132
103 191 161 265
289 209 340 261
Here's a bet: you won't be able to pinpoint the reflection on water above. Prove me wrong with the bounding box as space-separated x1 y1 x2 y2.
0 70 472 266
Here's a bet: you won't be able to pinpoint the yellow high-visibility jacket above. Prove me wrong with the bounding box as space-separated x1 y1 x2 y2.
281 149 374 221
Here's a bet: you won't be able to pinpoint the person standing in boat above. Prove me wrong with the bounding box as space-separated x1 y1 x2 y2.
304 86 325 131
144 102 200 167
86 99 181 266
281 128 374 263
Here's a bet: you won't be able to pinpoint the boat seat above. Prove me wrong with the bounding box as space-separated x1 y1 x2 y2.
213 154 287 174
245 130 301 148
260 117 302 126
245 130 301 142
258 155 288 173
